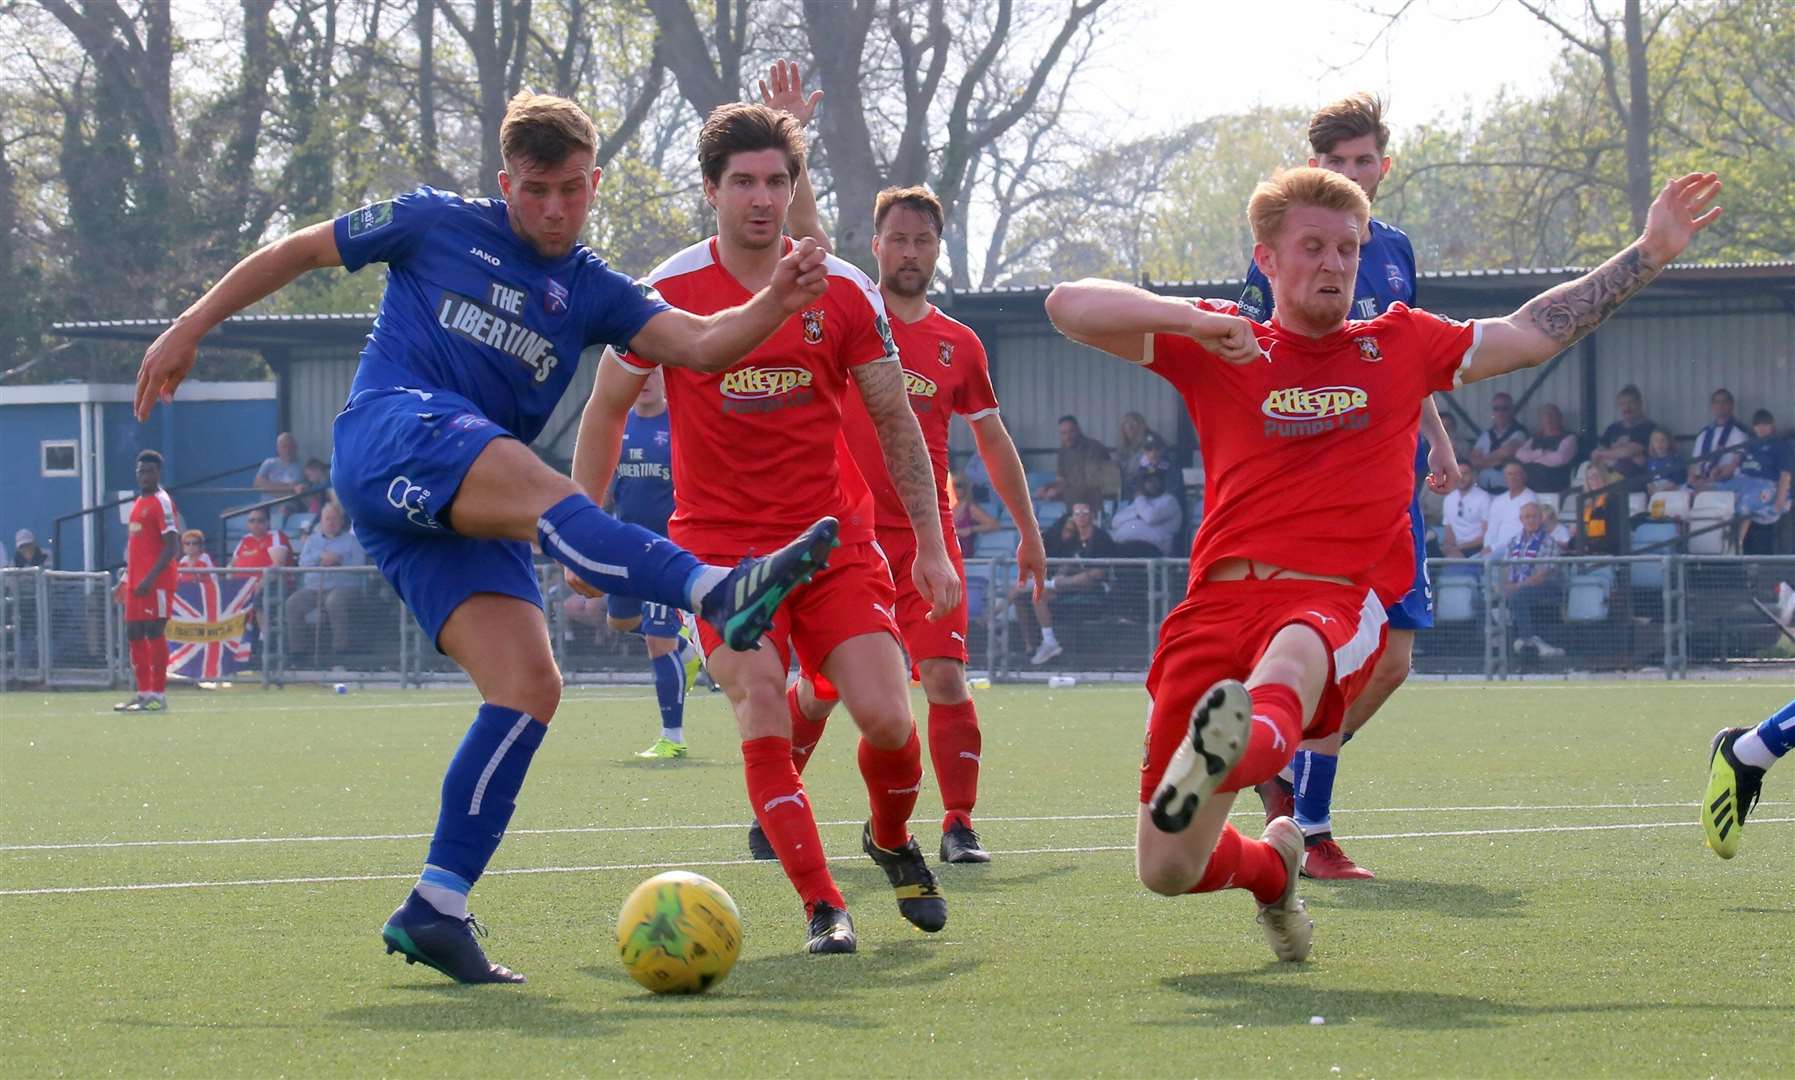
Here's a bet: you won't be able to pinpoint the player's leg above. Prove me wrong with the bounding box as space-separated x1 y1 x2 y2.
115 619 153 711
449 435 836 650
383 591 559 985
705 637 855 953
142 612 170 710
1703 696 1794 858
745 671 836 860
611 597 694 759
820 630 947 934
918 658 989 863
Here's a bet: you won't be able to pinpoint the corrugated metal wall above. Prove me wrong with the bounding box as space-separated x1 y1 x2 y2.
284 347 357 467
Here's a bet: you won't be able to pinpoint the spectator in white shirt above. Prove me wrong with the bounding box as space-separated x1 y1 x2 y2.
1108 459 1183 555
1441 463 1493 559
1689 387 1750 488
1484 462 1540 557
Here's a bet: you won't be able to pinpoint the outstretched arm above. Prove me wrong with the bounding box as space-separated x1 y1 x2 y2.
626 238 827 374
760 59 831 252
852 359 961 618
135 221 342 419
1464 173 1721 385
1044 279 1262 364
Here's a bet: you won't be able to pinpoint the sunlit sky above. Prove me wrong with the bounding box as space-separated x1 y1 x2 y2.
1088 0 1563 141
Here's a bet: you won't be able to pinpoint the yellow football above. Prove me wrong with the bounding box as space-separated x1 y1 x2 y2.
616 871 743 994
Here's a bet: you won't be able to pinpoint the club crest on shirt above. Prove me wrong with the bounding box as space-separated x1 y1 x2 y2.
937 339 954 367
544 277 569 314
654 428 670 447
1356 337 1382 362
1385 263 1407 295
801 308 825 345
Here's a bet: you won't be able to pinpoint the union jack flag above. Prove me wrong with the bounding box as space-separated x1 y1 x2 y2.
168 576 256 680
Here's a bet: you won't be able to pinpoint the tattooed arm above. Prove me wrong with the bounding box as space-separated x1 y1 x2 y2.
1462 173 1721 385
851 358 962 618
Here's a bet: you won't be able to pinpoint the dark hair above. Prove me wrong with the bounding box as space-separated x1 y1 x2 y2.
1308 92 1390 156
698 103 804 187
874 185 945 235
1752 409 1775 425
304 458 327 472
500 92 597 168
1058 415 1081 427
136 449 163 466
1617 384 1642 400
1711 387 1734 403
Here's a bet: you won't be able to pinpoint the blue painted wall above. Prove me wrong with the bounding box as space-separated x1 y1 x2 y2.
1 402 83 562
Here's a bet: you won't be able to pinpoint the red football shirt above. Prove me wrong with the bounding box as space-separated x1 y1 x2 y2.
617 237 898 557
838 306 998 530
126 489 180 592
1144 301 1479 602
230 530 291 570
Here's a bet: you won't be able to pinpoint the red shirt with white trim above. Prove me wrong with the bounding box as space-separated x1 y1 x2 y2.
126 488 179 592
1143 301 1479 602
230 530 292 570
617 237 898 556
838 305 997 530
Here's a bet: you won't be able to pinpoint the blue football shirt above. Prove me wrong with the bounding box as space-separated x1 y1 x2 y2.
333 187 669 444
611 408 674 535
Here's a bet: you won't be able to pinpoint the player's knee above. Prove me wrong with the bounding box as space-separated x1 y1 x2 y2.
919 661 970 704
496 658 563 722
854 703 913 749
1137 850 1200 896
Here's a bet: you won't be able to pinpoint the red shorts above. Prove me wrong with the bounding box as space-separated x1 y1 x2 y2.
1138 578 1388 803
808 524 968 701
694 541 901 679
124 586 173 623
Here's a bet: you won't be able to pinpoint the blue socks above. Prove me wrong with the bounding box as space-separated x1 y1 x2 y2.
1292 750 1339 838
537 494 707 610
651 648 687 744
1735 697 1795 769
416 704 547 918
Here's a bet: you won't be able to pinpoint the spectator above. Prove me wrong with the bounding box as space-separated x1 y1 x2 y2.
1108 458 1182 555
1515 403 1578 493
254 432 303 495
1469 393 1529 490
1035 415 1112 510
1642 429 1685 494
1590 384 1655 478
1502 501 1564 658
1484 462 1540 556
951 473 1000 555
1014 501 1116 665
285 501 366 654
176 529 216 582
12 529 48 568
292 459 333 521
1539 504 1572 547
1572 459 1622 556
1735 409 1793 555
1689 387 1749 488
1115 411 1167 498
1441 463 1492 559
229 507 291 580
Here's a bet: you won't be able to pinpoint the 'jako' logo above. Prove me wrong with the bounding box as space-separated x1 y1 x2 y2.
1262 385 1369 421
720 366 813 400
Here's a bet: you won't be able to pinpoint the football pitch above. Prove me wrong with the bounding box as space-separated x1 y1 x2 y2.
2 680 1790 1077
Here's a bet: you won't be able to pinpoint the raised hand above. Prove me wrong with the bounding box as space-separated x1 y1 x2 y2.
1642 172 1722 265
1189 309 1264 365
771 236 828 312
134 323 201 420
759 58 822 126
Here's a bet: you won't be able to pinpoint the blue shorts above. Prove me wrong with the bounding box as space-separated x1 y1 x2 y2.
331 386 540 649
605 595 684 638
1385 496 1434 632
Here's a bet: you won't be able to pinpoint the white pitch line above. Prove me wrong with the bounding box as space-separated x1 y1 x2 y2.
80 693 657 717
2 819 1788 898
7 802 1782 853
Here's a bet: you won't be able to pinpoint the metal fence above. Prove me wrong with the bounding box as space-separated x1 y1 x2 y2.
3 555 1791 691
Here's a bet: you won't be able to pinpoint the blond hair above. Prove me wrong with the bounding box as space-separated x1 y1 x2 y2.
1247 167 1371 247
500 92 597 168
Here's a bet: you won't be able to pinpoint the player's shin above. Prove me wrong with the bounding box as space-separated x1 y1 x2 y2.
536 493 708 610
928 699 981 830
787 682 828 776
417 705 547 918
741 736 844 911
650 651 686 743
859 726 924 850
1186 822 1289 904
1291 750 1339 838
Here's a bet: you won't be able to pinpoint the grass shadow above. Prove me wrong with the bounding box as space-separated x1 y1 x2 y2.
326 991 615 1039
1302 877 1528 919
1154 969 1790 1031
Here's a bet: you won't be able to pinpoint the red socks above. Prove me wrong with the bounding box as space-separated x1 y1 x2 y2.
1223 683 1305 793
741 736 843 912
786 683 829 776
130 637 153 693
149 635 169 693
1187 823 1289 905
928 699 981 830
858 727 923 850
